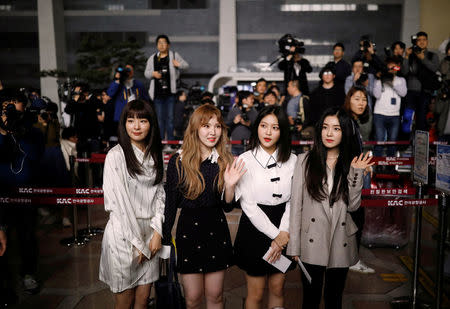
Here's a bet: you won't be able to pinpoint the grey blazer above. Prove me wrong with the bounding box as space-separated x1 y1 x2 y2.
286 153 364 268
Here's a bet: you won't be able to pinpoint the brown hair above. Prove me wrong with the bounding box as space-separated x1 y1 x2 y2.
176 104 233 200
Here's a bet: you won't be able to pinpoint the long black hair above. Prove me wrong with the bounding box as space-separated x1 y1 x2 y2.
118 99 163 184
248 105 291 163
305 107 354 206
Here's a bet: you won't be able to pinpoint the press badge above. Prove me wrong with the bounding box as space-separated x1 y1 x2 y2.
391 97 397 105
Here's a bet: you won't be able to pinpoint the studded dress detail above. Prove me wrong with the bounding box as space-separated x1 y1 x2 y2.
162 152 236 274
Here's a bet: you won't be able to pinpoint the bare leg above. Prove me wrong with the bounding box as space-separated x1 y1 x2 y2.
181 273 204 309
267 273 285 308
204 270 226 309
114 288 135 309
134 283 152 309
245 274 266 309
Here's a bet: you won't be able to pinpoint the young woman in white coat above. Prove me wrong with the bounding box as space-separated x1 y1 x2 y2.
99 100 165 309
287 107 374 309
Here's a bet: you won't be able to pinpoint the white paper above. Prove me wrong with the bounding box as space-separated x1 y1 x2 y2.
159 245 171 259
262 247 292 273
297 259 312 284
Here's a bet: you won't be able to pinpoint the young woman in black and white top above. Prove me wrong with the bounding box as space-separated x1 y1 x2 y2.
162 104 245 309
234 105 297 309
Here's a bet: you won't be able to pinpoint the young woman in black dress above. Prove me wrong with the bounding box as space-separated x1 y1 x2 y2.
162 104 246 309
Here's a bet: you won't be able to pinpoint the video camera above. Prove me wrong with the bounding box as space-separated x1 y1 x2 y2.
356 62 370 86
278 34 305 57
410 35 422 54
115 65 131 84
360 39 376 53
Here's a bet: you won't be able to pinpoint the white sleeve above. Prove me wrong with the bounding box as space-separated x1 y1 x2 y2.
103 150 151 259
235 166 280 240
278 200 290 232
150 183 165 237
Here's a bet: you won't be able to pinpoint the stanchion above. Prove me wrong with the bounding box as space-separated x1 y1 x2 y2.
391 182 431 308
436 193 448 309
60 156 88 247
79 157 103 238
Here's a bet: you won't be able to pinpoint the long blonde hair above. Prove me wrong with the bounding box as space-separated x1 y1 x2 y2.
176 104 233 200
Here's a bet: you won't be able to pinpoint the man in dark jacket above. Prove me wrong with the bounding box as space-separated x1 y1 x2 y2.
401 31 440 131
279 50 313 95
310 66 346 124
329 42 351 91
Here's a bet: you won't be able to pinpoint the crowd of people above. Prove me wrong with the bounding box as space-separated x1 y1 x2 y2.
0 31 449 309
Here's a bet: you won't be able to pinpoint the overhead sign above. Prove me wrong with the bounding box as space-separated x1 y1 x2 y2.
414 130 429 184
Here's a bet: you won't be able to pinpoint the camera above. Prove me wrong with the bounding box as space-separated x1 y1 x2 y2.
356 62 370 85
237 101 249 122
361 40 376 53
384 47 392 57
0 102 23 133
278 34 305 57
158 64 170 90
115 65 131 84
411 35 422 54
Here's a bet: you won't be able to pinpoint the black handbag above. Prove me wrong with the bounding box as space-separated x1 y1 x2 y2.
155 244 186 309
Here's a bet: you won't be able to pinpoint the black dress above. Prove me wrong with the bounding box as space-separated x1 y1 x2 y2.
162 153 236 274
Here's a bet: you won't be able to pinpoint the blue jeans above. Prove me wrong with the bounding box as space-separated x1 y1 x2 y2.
373 114 400 157
154 95 175 140
405 90 431 131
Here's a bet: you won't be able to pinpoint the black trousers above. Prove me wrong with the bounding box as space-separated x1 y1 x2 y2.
301 263 349 309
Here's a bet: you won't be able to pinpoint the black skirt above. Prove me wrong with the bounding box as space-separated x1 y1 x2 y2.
234 203 296 276
175 207 233 274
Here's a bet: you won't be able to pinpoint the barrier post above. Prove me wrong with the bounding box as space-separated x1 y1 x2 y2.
60 155 88 247
79 159 103 238
411 182 424 309
436 192 448 309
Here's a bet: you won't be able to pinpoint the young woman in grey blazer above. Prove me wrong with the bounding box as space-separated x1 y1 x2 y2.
287 107 374 309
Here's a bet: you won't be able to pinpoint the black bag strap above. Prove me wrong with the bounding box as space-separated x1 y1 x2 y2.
167 243 179 283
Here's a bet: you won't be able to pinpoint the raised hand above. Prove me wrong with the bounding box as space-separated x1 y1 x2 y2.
351 152 375 170
224 158 246 188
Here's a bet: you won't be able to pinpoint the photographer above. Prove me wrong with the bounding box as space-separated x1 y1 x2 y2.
286 80 314 141
226 91 258 155
352 35 384 76
65 82 102 154
107 64 149 125
310 65 346 124
401 31 440 131
254 77 268 106
345 58 375 109
0 91 44 296
373 57 407 157
144 34 189 142
278 34 312 95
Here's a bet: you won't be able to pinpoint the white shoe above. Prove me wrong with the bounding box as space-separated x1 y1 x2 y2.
23 275 39 294
62 217 72 227
349 260 375 274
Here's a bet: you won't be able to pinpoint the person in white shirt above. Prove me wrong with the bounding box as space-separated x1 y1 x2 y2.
234 105 297 309
373 57 407 157
99 100 165 309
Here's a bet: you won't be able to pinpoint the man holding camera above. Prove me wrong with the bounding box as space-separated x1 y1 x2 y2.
107 64 148 125
286 80 314 141
352 36 384 76
145 34 189 142
226 91 258 156
0 91 44 299
401 31 440 131
278 38 312 96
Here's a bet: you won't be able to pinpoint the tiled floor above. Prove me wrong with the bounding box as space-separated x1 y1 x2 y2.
3 205 449 309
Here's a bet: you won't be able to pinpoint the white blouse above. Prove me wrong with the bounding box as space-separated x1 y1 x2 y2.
235 146 297 239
